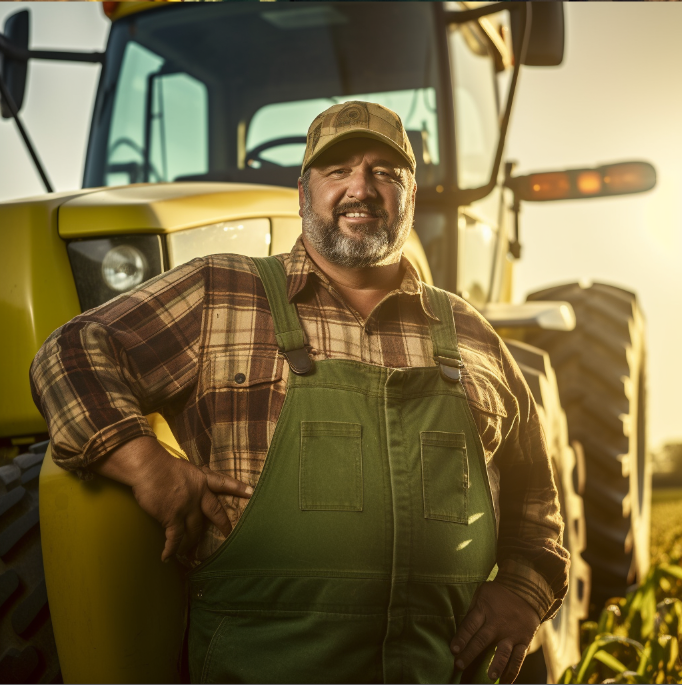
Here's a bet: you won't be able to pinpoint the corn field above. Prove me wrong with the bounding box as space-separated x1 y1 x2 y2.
559 489 682 684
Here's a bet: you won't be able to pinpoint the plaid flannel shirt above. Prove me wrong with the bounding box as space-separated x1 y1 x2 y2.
30 236 569 621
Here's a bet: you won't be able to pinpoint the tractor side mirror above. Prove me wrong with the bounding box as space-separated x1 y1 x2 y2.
0 9 30 119
511 1 564 67
506 161 657 202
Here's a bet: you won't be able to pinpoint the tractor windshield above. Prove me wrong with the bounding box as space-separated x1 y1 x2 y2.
84 3 444 191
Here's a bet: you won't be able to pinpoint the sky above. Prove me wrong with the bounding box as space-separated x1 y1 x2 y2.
0 2 680 451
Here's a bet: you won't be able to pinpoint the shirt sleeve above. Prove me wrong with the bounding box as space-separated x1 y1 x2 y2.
29 257 208 479
492 337 570 622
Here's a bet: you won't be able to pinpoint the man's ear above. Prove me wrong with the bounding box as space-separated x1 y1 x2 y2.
297 178 305 219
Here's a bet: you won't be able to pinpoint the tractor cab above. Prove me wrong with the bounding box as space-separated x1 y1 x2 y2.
86 0 503 300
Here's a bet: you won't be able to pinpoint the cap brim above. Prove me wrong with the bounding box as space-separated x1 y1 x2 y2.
301 128 415 175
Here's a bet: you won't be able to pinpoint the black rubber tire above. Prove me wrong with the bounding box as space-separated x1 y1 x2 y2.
0 441 61 684
504 339 590 684
526 282 650 615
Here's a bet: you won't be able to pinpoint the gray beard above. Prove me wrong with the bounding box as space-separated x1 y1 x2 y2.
301 201 411 268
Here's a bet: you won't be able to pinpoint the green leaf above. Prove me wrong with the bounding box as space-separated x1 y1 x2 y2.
593 649 628 673
660 563 682 581
666 635 679 672
558 665 575 684
599 604 622 635
607 671 650 684
636 641 650 677
575 636 644 683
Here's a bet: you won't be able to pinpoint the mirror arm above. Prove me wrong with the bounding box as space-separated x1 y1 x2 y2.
509 192 522 260
505 161 522 260
0 70 53 193
450 2 532 207
0 35 104 64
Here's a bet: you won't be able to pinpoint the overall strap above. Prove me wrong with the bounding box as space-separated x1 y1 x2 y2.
422 284 464 381
251 256 313 375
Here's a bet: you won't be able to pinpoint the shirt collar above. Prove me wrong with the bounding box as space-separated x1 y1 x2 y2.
284 235 439 321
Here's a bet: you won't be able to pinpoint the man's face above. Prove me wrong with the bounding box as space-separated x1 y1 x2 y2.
298 138 417 268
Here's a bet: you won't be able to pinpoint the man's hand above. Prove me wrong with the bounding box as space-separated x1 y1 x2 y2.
451 581 541 684
92 437 253 562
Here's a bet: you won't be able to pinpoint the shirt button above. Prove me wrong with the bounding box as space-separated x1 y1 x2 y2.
234 373 246 384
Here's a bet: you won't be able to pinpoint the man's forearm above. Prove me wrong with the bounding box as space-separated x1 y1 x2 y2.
90 436 173 488
29 258 208 477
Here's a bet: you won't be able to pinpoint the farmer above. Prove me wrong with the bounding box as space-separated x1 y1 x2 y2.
30 101 569 684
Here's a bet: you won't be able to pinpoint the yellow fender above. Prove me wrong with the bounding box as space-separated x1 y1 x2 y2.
39 418 186 684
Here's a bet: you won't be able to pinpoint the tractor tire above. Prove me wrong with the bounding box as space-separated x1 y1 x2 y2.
526 282 649 615
0 441 61 684
504 339 590 684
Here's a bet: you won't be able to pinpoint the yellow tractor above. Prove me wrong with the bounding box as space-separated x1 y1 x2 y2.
0 2 655 682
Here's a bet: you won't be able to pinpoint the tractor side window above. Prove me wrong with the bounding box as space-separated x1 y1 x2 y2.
148 71 208 183
449 22 499 190
105 42 208 186
106 43 162 186
245 88 441 188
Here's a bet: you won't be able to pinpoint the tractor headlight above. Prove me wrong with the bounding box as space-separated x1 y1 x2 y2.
67 235 164 312
166 218 271 268
101 245 148 292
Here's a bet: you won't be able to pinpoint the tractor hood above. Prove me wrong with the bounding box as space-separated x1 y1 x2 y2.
58 182 300 238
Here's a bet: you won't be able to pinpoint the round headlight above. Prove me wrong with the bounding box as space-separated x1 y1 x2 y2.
102 245 148 292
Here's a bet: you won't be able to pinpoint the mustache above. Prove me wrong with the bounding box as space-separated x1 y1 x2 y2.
332 201 388 220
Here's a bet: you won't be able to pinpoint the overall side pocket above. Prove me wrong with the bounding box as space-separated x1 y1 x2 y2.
420 431 468 523
299 421 363 511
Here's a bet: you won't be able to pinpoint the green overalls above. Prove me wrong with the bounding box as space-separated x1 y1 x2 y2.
188 257 497 684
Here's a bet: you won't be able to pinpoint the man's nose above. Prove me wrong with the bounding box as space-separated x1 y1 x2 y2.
346 167 378 202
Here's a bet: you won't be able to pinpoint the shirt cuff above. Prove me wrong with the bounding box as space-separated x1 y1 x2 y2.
494 558 567 622
51 414 157 480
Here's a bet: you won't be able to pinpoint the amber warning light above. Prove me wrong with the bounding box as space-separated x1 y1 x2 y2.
506 161 656 202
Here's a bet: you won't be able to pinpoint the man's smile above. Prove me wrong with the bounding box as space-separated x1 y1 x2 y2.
339 211 380 225
333 203 387 228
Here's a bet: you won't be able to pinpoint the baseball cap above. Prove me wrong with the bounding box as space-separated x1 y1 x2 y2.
301 101 416 175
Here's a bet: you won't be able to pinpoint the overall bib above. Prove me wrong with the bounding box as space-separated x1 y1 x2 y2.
188 257 497 684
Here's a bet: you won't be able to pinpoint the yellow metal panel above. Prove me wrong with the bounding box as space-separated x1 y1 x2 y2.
146 412 188 460
270 216 303 256
40 444 186 684
106 1 171 22
0 190 96 437
59 183 301 238
499 253 515 305
404 229 434 286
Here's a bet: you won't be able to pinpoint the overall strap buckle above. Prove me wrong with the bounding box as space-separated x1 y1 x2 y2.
435 355 464 383
252 256 315 376
423 283 466 384
285 348 314 376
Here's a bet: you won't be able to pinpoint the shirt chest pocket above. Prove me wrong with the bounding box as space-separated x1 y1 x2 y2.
203 351 283 391
200 351 284 455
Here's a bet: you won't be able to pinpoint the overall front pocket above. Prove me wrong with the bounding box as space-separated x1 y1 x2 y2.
420 431 468 523
299 421 363 511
